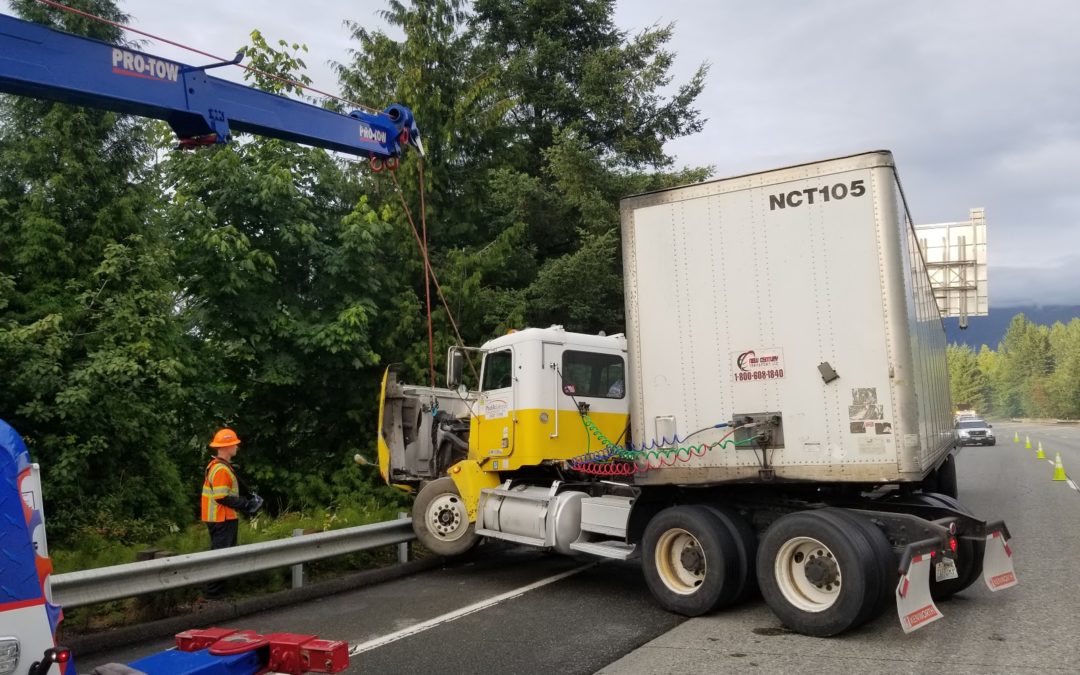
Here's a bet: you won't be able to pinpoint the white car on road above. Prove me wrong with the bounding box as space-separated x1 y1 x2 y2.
956 418 996 446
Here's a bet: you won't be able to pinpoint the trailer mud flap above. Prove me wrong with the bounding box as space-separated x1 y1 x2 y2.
895 553 943 633
982 530 1018 591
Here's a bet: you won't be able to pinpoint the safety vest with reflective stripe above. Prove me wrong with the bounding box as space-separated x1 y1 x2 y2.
200 459 238 522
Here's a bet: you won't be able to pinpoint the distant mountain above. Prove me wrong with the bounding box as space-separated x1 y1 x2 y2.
945 305 1080 349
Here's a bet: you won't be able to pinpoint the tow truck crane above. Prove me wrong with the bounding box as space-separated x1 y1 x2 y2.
0 12 423 164
0 8 425 673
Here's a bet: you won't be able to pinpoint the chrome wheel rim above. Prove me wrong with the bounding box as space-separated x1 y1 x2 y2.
427 493 468 542
774 536 842 612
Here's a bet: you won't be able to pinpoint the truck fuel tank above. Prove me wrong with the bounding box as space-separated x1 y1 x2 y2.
476 483 587 555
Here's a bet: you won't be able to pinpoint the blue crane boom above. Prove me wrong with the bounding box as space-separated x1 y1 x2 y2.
0 12 423 159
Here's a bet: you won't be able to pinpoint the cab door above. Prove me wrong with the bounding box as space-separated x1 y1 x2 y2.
476 348 515 466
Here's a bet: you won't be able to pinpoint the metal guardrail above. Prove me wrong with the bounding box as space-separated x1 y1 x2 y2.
51 518 416 608
1009 418 1080 425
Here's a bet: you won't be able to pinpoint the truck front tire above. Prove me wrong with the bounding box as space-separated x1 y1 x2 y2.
642 505 740 616
412 477 480 557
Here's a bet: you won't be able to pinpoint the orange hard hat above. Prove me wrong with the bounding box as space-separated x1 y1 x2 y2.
209 428 241 448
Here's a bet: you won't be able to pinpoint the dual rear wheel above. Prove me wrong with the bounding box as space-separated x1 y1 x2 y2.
641 505 757 616
642 505 897 637
757 509 896 636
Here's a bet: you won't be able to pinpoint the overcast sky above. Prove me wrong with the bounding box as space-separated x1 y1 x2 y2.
9 0 1079 308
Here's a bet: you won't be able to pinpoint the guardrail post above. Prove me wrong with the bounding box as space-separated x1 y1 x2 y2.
398 512 409 564
292 528 304 588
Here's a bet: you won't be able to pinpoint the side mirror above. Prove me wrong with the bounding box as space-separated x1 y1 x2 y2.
446 347 465 389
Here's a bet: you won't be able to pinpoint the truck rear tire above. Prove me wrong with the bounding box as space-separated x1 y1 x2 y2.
642 505 740 616
935 454 959 499
923 454 958 498
757 510 878 636
412 477 480 557
701 505 758 603
825 509 897 624
918 493 984 599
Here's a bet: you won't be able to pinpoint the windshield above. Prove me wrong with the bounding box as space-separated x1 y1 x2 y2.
957 420 988 429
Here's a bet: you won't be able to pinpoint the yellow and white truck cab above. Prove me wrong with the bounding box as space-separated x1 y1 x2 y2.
378 325 629 554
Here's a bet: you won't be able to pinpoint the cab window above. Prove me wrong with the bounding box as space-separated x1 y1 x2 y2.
562 351 625 398
481 350 513 390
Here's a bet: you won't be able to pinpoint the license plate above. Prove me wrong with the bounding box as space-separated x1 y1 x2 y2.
935 558 959 582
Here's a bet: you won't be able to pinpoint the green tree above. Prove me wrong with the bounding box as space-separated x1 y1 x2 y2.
472 0 709 170
994 314 1053 416
1048 319 1080 418
946 343 987 413
976 344 1002 415
0 0 189 542
471 0 712 335
333 0 712 358
160 32 415 511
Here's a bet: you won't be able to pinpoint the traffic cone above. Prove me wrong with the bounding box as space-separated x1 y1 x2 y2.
1053 453 1067 481
1025 435 1031 449
1014 431 1020 443
1036 442 1046 460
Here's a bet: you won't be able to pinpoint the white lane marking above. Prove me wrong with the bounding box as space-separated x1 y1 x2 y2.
1047 459 1055 466
348 562 598 655
1068 479 1078 491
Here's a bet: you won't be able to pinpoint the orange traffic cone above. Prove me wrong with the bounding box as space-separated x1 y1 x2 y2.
1036 442 1046 460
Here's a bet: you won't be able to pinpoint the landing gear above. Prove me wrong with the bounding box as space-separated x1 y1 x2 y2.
412 477 480 557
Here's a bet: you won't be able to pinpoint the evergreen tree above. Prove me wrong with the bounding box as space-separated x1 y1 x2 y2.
996 314 1053 416
946 344 987 412
1048 319 1080 419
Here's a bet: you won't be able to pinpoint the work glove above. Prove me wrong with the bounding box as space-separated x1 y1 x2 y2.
245 493 265 517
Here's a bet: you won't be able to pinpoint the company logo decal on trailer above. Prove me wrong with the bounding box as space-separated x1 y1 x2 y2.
111 48 180 82
768 180 866 210
733 348 784 382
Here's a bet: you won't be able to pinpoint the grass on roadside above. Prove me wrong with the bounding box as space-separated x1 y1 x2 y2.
53 490 415 633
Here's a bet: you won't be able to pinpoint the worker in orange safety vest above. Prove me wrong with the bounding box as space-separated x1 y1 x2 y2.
200 428 262 598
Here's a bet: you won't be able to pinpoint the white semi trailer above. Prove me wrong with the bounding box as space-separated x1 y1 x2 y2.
377 151 1017 636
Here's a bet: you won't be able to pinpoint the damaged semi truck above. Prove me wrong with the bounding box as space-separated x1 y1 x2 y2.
376 151 1017 636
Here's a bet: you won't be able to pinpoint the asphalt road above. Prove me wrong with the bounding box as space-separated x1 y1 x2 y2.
78 545 686 675
79 421 1080 674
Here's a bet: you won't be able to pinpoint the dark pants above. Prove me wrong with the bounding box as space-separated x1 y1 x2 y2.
205 519 238 598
